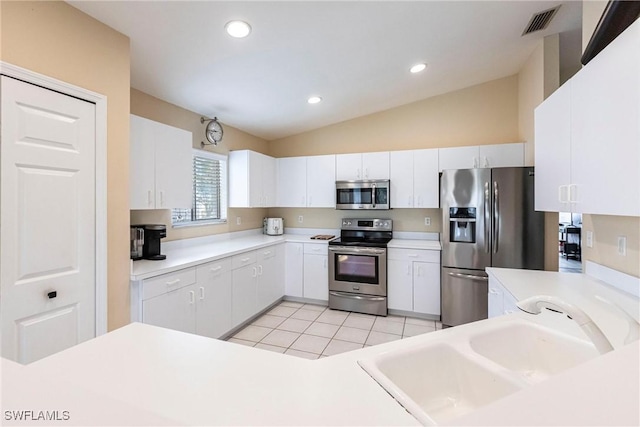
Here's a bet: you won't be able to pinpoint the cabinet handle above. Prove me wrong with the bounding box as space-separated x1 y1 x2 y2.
407 254 418 258
252 267 257 278
241 257 251 263
258 265 263 276
166 279 181 286
301 196 306 205
364 168 369 178
417 196 421 207
309 196 313 206
356 168 361 179
210 266 222 272
189 290 195 304
160 191 165 207
323 258 327 268
483 156 489 168
263 250 272 256
147 190 153 207
473 157 478 168
569 184 579 203
407 265 411 275
199 286 205 300
489 288 500 295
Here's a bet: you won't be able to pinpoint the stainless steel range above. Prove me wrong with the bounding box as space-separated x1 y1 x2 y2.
328 218 392 316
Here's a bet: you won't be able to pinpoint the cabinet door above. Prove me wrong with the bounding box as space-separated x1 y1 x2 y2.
154 122 193 209
413 149 439 208
228 150 250 208
257 246 283 310
438 146 479 172
336 153 362 180
195 260 232 339
479 143 524 168
248 151 264 207
413 262 441 315
285 243 304 298
390 151 414 208
387 259 413 311
303 254 328 301
307 155 336 207
570 21 640 217
129 115 156 209
487 279 504 318
142 285 196 334
261 154 277 207
534 82 572 212
277 157 307 207
232 264 257 327
362 152 390 179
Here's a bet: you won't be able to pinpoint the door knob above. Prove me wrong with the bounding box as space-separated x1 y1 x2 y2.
47 291 57 299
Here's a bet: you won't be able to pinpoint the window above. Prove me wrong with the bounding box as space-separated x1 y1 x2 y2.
172 150 227 226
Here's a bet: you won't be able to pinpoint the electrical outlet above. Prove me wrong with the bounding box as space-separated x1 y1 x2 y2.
586 231 593 248
298 215 304 223
236 217 241 225
617 236 627 256
424 217 431 226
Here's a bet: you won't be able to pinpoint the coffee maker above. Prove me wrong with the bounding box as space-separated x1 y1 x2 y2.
131 224 167 260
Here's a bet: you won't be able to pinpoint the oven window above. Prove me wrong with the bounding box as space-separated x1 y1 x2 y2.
337 188 373 205
334 253 379 284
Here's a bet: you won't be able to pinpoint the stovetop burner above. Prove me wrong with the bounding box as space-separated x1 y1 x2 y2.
329 218 393 248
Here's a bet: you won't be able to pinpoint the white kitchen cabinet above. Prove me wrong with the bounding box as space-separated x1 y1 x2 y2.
303 244 329 301
256 245 284 309
488 275 518 318
277 157 306 207
438 146 479 171
229 150 277 208
390 149 439 208
387 248 440 316
336 152 389 180
535 19 640 216
195 258 232 339
306 154 336 207
285 243 304 297
478 143 524 168
130 114 192 209
232 261 257 327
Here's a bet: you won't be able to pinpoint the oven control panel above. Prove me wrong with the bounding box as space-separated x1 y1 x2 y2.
341 218 392 231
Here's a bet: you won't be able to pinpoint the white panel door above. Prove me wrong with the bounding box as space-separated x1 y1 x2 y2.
306 154 336 207
262 154 277 207
232 264 258 326
390 151 414 208
1 76 96 364
277 157 306 207
257 246 282 309
478 143 524 169
142 286 196 334
154 121 192 209
534 82 572 212
336 153 362 180
438 146 479 171
413 149 439 208
284 243 304 297
195 260 232 339
303 254 328 301
413 262 441 315
362 152 390 179
387 259 413 311
129 115 156 209
248 151 263 207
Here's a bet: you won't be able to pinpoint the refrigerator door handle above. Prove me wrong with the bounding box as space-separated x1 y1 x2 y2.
493 181 499 254
484 181 490 253
447 271 489 281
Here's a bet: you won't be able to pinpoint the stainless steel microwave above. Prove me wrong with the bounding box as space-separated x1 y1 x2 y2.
335 180 390 210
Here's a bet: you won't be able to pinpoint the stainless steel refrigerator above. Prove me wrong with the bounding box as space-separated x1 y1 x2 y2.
440 167 545 327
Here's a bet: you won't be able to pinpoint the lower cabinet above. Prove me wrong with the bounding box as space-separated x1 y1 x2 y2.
284 243 304 297
142 284 197 334
303 243 328 301
387 248 441 316
487 275 518 318
257 244 284 309
195 258 233 339
231 251 258 327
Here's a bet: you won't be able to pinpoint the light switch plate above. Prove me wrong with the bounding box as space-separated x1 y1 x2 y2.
617 236 627 256
298 215 304 223
586 231 593 248
236 217 241 225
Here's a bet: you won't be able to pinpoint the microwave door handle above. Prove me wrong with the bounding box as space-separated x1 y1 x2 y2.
372 183 376 208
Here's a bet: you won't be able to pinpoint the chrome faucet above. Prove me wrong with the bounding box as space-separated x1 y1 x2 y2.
517 295 614 355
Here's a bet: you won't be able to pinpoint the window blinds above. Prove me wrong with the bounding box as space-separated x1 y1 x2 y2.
172 154 224 224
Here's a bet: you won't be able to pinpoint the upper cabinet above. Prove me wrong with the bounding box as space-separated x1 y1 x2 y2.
535 18 640 216
277 155 336 208
336 152 389 180
390 149 439 208
229 150 277 208
130 114 192 210
438 143 524 172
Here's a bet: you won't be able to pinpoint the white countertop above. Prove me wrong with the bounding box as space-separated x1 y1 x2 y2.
388 239 441 250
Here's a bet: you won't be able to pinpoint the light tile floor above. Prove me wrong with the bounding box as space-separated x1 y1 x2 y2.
227 301 442 360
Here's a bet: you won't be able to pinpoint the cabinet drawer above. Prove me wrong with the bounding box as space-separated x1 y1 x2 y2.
304 243 328 255
387 248 440 263
232 251 257 270
257 245 278 261
196 257 232 280
142 268 196 301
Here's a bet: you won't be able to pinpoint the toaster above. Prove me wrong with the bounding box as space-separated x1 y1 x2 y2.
264 218 284 235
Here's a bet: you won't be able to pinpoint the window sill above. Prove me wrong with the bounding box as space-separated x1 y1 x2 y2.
172 219 227 229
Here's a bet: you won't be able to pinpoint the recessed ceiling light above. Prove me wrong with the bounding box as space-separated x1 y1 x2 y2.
410 63 427 73
225 20 251 38
307 96 322 104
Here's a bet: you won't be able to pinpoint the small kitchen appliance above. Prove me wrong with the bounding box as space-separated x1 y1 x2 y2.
138 224 167 260
328 218 392 316
130 225 144 260
264 218 284 235
335 180 390 210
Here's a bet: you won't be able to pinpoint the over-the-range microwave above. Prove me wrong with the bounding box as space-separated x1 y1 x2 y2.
335 180 390 210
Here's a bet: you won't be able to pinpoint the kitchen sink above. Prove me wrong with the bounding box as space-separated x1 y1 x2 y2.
468 322 599 383
358 343 523 425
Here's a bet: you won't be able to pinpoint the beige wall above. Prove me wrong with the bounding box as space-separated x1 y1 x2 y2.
130 89 270 241
269 75 520 158
579 0 640 278
0 1 131 330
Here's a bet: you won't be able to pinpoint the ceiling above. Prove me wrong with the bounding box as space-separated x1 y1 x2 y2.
68 1 583 141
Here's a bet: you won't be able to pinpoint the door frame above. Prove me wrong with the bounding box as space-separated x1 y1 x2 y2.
1 61 108 336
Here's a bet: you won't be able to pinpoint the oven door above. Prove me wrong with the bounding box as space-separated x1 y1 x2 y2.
328 246 387 296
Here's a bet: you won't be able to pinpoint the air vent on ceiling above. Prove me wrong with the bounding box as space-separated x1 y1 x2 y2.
522 5 561 36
